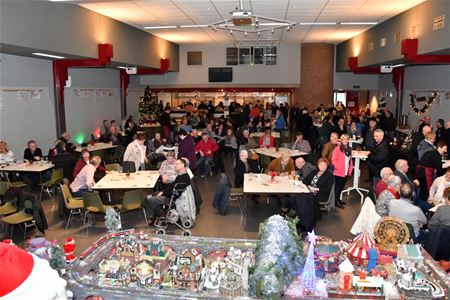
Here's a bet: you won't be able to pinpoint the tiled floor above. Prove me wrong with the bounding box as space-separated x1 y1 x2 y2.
1 157 370 255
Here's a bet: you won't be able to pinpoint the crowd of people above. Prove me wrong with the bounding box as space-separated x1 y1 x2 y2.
1 99 449 242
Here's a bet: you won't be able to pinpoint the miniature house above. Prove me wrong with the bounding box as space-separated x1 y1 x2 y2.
338 258 354 292
397 244 423 267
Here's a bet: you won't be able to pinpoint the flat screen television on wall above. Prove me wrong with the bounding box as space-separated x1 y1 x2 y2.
208 67 233 82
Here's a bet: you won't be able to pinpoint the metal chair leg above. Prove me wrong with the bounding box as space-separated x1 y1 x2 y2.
141 207 148 224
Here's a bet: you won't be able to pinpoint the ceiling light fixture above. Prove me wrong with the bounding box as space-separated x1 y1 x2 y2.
32 52 66 59
180 24 209 28
143 25 178 29
340 22 377 25
299 22 337 25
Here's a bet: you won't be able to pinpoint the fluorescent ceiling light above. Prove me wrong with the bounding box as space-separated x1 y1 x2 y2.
180 25 209 28
32 52 66 59
259 23 292 26
299 22 337 25
49 0 74 2
143 25 177 29
340 22 377 25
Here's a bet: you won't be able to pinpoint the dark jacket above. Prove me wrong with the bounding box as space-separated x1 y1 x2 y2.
51 152 77 181
23 147 43 161
419 149 444 176
162 173 191 200
213 173 231 215
367 140 388 177
100 133 123 145
178 135 197 170
393 170 418 189
234 158 260 188
298 162 316 181
302 169 334 203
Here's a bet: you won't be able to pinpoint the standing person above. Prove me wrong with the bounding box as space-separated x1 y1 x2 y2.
123 133 147 171
367 129 388 185
273 109 286 132
363 118 378 151
177 129 197 171
23 140 43 162
332 117 346 137
70 156 101 197
435 119 445 145
321 132 339 161
441 120 450 149
297 108 313 140
195 133 219 178
159 107 172 141
123 120 138 147
331 134 353 208
417 132 436 160
320 116 334 147
224 128 238 158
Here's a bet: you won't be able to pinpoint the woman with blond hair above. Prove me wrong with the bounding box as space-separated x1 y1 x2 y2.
0 141 14 164
331 134 353 208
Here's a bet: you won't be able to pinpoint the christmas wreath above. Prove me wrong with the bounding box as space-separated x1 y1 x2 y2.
409 92 437 115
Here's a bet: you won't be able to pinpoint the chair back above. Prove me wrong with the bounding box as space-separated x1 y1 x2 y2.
0 181 10 196
122 189 144 210
49 168 64 185
105 163 121 172
405 223 418 243
83 192 105 213
60 184 75 206
122 161 136 173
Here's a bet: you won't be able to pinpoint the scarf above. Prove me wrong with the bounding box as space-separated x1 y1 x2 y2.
340 144 352 157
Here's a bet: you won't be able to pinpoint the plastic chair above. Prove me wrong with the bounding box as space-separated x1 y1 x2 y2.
82 192 120 229
38 168 63 202
2 175 26 189
121 189 147 223
0 181 10 198
105 163 121 172
320 183 335 215
230 187 244 221
60 184 84 230
2 198 38 244
121 161 136 173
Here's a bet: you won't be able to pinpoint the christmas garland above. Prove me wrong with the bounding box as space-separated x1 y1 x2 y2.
409 92 437 115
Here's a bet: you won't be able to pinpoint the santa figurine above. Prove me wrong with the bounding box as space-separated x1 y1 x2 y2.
63 237 76 263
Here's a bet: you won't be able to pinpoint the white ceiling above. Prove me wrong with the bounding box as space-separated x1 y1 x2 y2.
75 0 427 45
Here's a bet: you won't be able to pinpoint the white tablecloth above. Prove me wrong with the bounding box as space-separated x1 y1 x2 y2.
255 147 308 159
0 161 54 172
250 132 281 139
93 171 160 190
75 142 117 152
243 173 310 194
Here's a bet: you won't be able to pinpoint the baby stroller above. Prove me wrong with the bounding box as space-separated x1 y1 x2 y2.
154 182 196 236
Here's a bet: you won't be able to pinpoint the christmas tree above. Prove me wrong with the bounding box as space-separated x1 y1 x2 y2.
300 230 317 295
105 207 122 233
49 243 67 275
138 86 161 119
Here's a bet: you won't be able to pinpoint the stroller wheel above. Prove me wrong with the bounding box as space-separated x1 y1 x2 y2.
183 220 192 229
182 230 191 237
156 229 165 235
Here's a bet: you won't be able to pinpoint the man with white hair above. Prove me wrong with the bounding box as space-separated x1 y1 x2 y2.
374 167 393 197
367 129 388 185
394 159 420 188
295 157 316 181
376 175 401 216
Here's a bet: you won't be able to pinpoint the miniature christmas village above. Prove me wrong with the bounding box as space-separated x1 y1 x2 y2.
13 215 448 299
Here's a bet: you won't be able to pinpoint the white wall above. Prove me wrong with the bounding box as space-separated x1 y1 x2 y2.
126 75 142 123
65 68 121 142
140 43 301 87
0 53 57 156
333 72 379 90
402 65 450 129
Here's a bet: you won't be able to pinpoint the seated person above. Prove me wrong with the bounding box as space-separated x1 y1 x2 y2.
389 183 428 243
191 128 202 143
51 141 76 181
100 124 122 146
147 132 165 153
375 175 401 216
238 129 257 151
374 167 393 197
69 156 101 197
195 133 219 178
72 149 107 179
258 129 275 148
146 158 191 225
428 187 450 230
234 150 261 188
302 158 334 203
265 153 295 176
0 141 15 164
295 157 316 181
23 140 43 162
159 151 177 184
428 167 450 206
179 116 193 133
59 132 76 152
291 132 311 153
202 123 215 139
214 123 227 150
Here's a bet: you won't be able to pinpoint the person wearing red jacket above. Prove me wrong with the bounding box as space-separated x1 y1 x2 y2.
259 129 275 148
195 133 219 177
72 148 106 178
331 134 354 208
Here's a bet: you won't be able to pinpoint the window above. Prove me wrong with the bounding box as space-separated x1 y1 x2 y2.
239 48 251 65
187 51 202 65
226 48 238 65
264 47 277 65
254 48 264 64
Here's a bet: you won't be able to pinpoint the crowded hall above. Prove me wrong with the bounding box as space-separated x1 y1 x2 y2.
1 0 450 299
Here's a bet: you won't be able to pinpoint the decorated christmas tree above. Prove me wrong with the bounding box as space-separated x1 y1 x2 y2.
49 243 67 275
105 207 122 233
138 86 161 119
300 230 318 296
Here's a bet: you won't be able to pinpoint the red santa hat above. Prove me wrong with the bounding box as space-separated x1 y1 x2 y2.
0 242 34 296
0 242 68 299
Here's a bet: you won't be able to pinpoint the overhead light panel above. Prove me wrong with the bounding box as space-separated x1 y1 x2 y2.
143 25 177 29
179 24 209 28
299 22 337 25
340 22 377 25
32 52 66 59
